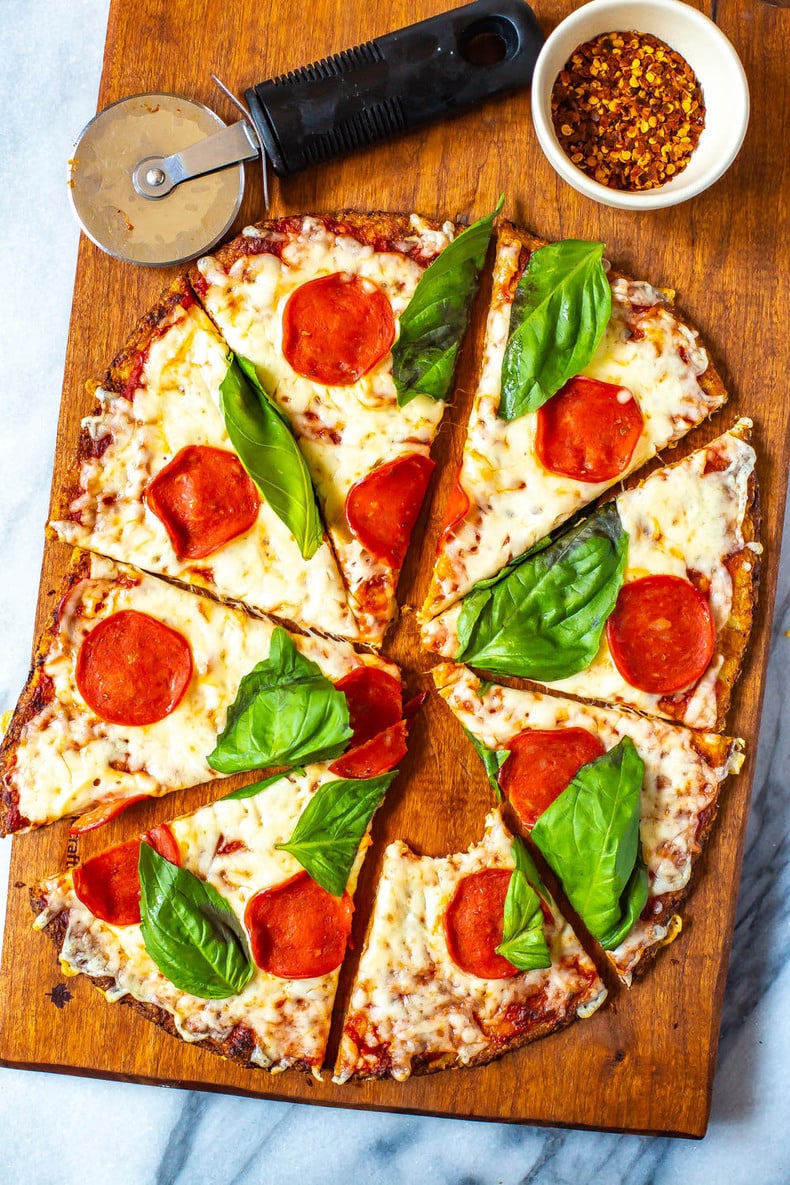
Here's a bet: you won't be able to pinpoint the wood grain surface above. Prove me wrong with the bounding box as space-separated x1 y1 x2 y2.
1 0 789 1137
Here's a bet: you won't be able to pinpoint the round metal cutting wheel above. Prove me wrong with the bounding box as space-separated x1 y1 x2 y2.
68 93 246 266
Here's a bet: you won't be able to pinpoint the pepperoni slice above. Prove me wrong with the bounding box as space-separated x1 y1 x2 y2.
438 467 470 546
145 445 260 560
329 720 408 778
535 376 644 483
499 728 606 829
444 868 518 979
345 453 435 569
73 825 180 926
76 610 193 727
335 666 403 746
282 272 395 386
606 574 716 694
244 871 353 979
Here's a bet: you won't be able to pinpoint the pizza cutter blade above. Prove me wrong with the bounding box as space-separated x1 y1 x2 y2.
68 0 544 267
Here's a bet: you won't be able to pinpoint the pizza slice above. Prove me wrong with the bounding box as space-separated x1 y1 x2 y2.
49 277 359 640
333 808 606 1082
191 209 495 643
434 663 744 985
422 221 729 621
32 761 399 1076
0 553 405 835
423 420 759 731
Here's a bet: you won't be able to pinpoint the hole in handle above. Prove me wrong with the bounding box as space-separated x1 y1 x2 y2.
459 17 519 66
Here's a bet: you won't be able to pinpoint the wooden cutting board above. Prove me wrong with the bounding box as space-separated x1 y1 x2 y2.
1 0 788 1138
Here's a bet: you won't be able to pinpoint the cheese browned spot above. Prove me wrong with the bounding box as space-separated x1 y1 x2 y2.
33 765 371 1075
422 221 729 621
333 809 605 1082
433 663 744 985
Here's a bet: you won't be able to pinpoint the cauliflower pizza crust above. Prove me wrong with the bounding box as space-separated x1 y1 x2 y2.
0 552 397 835
191 212 465 644
333 809 606 1082
433 663 744 985
422 220 730 621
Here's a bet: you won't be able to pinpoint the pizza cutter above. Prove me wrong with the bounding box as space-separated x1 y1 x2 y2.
68 0 544 267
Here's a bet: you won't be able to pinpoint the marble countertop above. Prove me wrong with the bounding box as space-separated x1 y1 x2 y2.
2 2 789 1181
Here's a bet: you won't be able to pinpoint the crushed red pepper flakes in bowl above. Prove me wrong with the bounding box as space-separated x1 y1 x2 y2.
551 31 705 192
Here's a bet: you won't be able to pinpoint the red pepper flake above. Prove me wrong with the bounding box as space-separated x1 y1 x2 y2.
551 31 705 192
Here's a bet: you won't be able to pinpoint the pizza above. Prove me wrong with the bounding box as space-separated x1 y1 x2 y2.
0 552 402 835
49 277 359 640
191 211 492 644
422 420 760 732
422 220 729 621
433 663 744 985
0 206 763 1087
32 759 398 1076
333 809 606 1082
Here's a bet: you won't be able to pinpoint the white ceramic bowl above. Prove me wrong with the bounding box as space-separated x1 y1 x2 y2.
531 0 750 210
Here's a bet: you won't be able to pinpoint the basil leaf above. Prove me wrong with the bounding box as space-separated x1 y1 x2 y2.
138 843 253 999
496 837 551 970
531 737 645 944
499 239 612 420
463 727 508 800
393 196 503 406
600 856 649 950
208 628 351 774
455 502 628 681
219 353 323 560
219 770 291 801
276 771 397 897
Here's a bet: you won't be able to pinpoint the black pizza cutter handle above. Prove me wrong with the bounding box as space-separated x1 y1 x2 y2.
244 0 545 176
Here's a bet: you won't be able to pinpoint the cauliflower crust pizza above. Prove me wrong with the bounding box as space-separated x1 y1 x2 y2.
0 206 762 1084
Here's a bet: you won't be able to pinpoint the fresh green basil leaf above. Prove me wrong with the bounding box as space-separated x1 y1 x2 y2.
496 837 552 971
393 196 503 406
138 843 253 1000
455 501 628 681
531 737 645 945
219 353 323 560
499 239 612 420
219 770 291 801
208 628 351 774
600 856 649 950
276 771 397 897
463 727 508 800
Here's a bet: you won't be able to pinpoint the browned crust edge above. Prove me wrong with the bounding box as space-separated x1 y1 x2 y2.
0 551 93 836
188 210 461 286
29 890 317 1076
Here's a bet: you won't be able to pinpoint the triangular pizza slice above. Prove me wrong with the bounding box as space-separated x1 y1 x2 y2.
333 808 606 1082
423 421 759 731
434 664 744 985
49 278 359 640
0 553 404 834
422 221 729 620
32 761 399 1076
191 210 493 644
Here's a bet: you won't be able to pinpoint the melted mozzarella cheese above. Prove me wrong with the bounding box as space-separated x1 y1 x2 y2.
333 809 605 1083
197 216 455 642
422 425 757 731
434 664 743 984
8 554 395 829
423 232 726 619
50 299 358 640
34 766 368 1073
